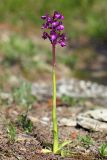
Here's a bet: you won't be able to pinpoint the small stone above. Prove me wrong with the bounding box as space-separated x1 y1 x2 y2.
59 118 76 127
40 116 50 125
28 115 38 123
40 120 48 125
41 117 49 122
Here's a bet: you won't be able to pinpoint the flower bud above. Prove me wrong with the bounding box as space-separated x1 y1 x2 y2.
50 34 57 41
60 41 66 47
57 25 64 30
52 21 59 27
41 15 47 19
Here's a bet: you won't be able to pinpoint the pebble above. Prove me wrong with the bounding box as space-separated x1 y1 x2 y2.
28 115 39 123
41 117 50 122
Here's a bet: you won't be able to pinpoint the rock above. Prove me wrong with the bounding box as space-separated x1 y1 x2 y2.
77 109 107 132
32 78 107 98
84 109 107 122
57 79 107 98
59 118 76 127
32 83 51 100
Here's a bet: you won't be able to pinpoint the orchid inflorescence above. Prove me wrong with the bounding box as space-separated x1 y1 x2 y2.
41 11 71 154
41 11 66 47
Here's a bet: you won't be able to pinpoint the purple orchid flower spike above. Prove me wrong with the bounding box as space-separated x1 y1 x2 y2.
41 11 68 154
41 11 66 47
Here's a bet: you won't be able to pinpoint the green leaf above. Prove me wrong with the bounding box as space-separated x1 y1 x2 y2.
55 140 72 153
58 140 72 150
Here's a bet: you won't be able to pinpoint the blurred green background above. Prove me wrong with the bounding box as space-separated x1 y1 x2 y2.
0 0 107 88
0 0 107 40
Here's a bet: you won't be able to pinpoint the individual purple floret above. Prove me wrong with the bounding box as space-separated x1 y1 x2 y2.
41 11 66 47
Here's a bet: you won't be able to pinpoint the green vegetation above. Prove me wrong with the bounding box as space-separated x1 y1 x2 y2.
12 80 35 108
0 33 79 83
0 0 107 40
42 140 71 156
78 135 93 147
0 34 37 65
7 122 16 142
61 95 85 106
13 81 34 133
99 143 107 158
60 54 78 70
17 114 33 133
0 34 52 81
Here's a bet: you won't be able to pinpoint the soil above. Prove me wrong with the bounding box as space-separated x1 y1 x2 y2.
0 98 107 160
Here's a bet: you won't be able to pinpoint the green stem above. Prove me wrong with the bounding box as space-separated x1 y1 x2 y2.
52 44 58 153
